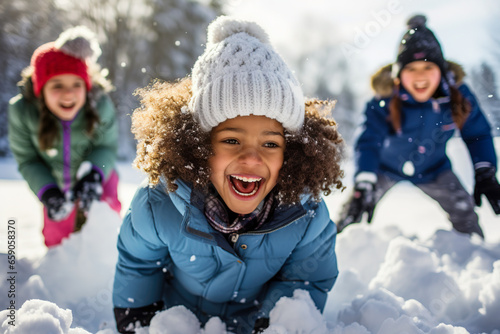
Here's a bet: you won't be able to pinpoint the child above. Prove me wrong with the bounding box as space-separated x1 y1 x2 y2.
112 16 344 334
337 15 500 236
8 26 122 247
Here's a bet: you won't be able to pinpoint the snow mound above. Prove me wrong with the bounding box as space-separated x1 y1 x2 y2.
336 288 463 333
0 201 121 334
149 306 201 334
34 201 120 305
265 289 328 333
0 299 91 334
130 305 228 334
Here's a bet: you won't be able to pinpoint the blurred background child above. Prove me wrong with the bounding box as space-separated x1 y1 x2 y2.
338 15 500 237
8 26 121 247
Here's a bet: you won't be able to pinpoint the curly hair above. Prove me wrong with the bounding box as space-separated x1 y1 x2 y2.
132 78 345 205
18 63 113 150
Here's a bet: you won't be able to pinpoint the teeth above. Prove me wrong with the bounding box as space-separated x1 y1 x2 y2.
231 175 262 183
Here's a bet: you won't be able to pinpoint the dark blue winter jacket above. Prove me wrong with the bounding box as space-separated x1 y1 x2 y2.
112 179 338 333
356 64 496 183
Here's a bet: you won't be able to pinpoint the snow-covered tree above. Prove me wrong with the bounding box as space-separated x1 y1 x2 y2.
469 62 500 136
275 14 366 147
54 0 217 159
0 1 64 157
0 0 217 160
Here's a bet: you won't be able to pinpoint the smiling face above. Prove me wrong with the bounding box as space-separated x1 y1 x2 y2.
43 74 87 121
400 61 442 102
209 115 285 214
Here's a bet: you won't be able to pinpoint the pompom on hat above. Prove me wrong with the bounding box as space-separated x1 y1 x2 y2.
392 14 446 78
31 26 101 97
189 16 305 132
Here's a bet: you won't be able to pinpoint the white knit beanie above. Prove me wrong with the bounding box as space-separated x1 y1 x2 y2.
189 16 305 132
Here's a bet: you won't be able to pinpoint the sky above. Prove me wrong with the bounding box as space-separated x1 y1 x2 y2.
226 0 500 83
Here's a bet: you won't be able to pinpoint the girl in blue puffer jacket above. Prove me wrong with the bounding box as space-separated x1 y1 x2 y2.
337 15 500 236
112 16 344 333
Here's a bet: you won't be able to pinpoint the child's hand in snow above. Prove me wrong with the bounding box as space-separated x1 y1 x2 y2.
72 162 103 213
41 187 74 221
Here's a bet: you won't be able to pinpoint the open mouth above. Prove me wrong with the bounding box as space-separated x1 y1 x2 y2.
229 175 262 197
413 83 428 93
60 102 76 111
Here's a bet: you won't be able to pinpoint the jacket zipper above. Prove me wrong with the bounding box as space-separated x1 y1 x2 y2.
62 121 72 192
229 211 308 245
226 211 308 303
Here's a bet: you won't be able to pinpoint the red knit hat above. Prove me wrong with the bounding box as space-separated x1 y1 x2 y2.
30 26 102 97
31 42 91 97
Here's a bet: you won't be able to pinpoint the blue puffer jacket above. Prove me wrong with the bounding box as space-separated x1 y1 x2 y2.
112 179 338 333
356 63 496 183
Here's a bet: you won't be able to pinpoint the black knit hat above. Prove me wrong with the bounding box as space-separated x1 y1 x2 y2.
393 15 446 77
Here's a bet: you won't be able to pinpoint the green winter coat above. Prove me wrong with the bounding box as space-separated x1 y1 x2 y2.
8 93 118 197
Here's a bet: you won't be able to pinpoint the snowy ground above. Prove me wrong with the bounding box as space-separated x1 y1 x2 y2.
1 137 500 334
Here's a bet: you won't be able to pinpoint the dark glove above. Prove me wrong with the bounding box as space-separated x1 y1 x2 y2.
337 181 376 233
72 167 103 212
41 187 73 221
114 301 164 334
252 317 270 333
474 166 500 214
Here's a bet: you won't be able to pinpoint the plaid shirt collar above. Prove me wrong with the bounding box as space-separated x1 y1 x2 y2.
204 186 276 234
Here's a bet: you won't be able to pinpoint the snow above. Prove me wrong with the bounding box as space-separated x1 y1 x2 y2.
1 138 500 333
0 201 121 333
267 290 329 333
0 299 91 334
